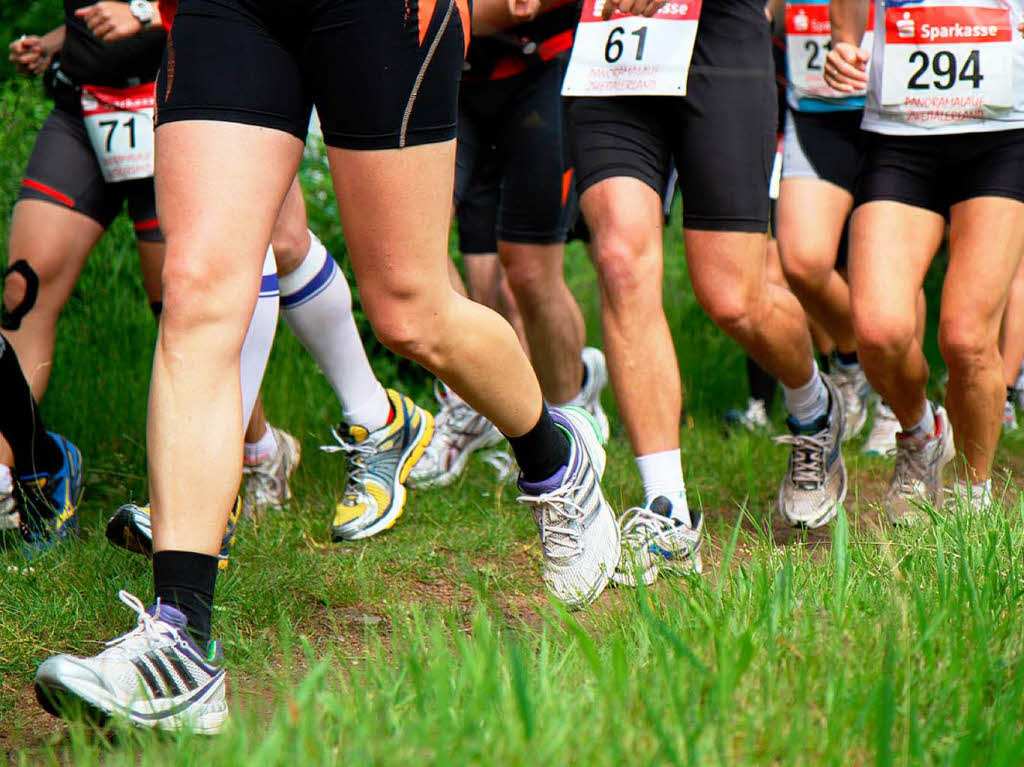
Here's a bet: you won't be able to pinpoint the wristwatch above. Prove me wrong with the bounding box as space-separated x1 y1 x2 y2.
129 0 154 26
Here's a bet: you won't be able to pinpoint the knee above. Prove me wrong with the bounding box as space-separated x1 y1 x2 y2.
780 244 831 296
270 223 310 274
363 289 446 365
939 318 997 371
852 307 916 361
699 285 758 340
591 234 657 309
501 256 554 308
160 249 242 335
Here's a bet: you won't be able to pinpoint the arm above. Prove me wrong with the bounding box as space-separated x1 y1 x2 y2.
824 0 870 92
74 2 164 43
8 25 65 77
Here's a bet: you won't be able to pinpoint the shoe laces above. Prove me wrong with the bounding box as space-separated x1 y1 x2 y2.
892 438 929 495
433 381 485 442
242 451 283 503
517 486 585 559
773 431 829 489
620 505 693 549
103 590 177 657
321 426 379 505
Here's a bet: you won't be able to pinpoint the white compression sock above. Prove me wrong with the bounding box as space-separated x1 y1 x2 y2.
240 248 279 429
279 233 391 432
782 360 829 426
636 449 686 506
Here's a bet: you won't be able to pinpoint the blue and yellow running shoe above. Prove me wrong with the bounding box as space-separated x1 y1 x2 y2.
18 432 84 557
324 389 433 541
105 496 242 570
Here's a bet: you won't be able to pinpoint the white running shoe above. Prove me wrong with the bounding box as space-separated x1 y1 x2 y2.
774 374 847 528
35 591 228 734
831 361 871 441
884 404 954 526
723 398 770 433
0 465 17 530
409 381 503 488
612 494 702 587
1015 364 1024 411
241 425 301 518
560 347 611 444
863 400 900 457
1002 400 1018 432
945 479 994 515
516 407 619 608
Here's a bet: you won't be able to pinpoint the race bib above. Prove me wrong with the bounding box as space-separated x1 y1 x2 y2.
80 82 156 183
880 3 1013 125
562 0 702 97
786 2 875 99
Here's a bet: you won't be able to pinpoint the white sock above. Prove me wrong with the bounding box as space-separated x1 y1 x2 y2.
0 464 12 495
279 233 390 431
904 402 935 439
244 426 278 465
240 248 279 428
782 361 829 426
636 449 686 507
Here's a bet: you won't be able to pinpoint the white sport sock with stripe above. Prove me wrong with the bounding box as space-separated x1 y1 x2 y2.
279 232 390 431
240 248 279 429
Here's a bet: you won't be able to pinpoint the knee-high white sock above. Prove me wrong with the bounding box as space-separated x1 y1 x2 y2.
279 232 390 431
240 248 279 429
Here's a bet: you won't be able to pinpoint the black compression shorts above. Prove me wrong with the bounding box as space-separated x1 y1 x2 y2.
18 106 162 241
855 129 1024 216
454 56 576 245
566 14 776 233
456 149 501 255
157 0 469 150
782 109 865 194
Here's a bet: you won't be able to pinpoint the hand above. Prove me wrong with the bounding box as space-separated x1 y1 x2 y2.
824 42 870 93
1018 20 1024 37
600 0 667 20
75 2 144 42
507 0 541 21
8 36 52 77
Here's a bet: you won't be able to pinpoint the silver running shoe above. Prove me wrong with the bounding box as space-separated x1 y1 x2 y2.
612 495 702 587
831 361 871 441
560 347 611 444
884 404 954 526
945 479 994 515
0 474 17 530
863 400 900 457
35 591 228 734
774 374 847 528
724 398 770 433
409 381 503 488
517 407 619 608
241 425 301 518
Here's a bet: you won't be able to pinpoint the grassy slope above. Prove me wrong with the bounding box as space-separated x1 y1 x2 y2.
2 78 1024 765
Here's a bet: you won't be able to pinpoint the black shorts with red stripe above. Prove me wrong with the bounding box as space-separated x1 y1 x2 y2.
18 106 161 241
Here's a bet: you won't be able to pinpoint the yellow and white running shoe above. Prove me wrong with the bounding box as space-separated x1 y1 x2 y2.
324 389 433 541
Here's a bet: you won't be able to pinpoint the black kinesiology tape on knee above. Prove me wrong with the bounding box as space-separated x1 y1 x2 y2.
1 261 40 331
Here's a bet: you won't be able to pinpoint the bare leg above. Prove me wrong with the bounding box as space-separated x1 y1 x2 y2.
465 253 530 353
848 201 946 429
149 121 302 556
941 197 1024 481
327 141 543 437
499 241 585 403
999 255 1024 387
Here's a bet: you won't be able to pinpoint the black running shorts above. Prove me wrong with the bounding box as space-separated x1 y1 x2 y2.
454 56 576 245
566 10 776 233
157 0 469 150
456 149 501 255
18 107 162 241
782 109 865 195
855 128 1024 216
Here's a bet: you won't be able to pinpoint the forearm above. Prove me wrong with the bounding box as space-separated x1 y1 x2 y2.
830 0 868 45
41 25 66 56
473 0 563 35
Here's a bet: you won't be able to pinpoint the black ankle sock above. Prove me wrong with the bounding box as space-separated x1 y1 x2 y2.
580 362 589 391
745 356 778 411
505 407 571 482
836 349 859 366
149 301 163 318
1009 387 1016 404
0 335 63 480
154 550 219 647
818 353 832 375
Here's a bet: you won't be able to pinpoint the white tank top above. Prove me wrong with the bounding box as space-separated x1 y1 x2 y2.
862 0 1024 134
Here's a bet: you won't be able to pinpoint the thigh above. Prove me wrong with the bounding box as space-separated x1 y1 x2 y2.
307 0 470 150
497 57 572 245
19 107 123 229
566 95 671 200
944 196 1024 331
157 0 312 140
674 29 775 233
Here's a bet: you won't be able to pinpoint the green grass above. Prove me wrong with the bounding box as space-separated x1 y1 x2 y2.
2 76 1024 765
